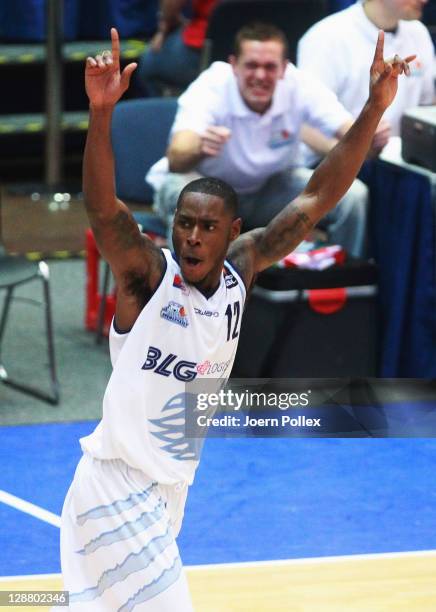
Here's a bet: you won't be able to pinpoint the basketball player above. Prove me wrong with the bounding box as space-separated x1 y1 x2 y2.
57 28 413 610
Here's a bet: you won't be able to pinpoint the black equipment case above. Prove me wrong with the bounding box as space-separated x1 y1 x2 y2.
233 260 379 378
401 106 436 172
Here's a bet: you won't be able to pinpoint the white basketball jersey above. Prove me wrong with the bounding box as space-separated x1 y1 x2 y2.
80 249 246 485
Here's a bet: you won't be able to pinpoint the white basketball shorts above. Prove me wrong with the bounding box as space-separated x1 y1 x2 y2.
56 453 193 611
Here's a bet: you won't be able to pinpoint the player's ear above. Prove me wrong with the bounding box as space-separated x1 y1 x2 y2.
230 217 242 241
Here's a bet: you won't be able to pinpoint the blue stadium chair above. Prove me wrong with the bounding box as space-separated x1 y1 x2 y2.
111 97 178 205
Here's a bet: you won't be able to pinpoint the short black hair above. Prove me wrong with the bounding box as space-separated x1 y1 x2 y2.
177 177 239 218
234 22 289 59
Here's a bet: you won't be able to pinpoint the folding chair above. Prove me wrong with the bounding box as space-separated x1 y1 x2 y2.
0 196 59 404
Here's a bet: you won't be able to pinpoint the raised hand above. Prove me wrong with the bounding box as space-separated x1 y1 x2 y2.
85 28 137 109
200 126 232 156
369 31 415 110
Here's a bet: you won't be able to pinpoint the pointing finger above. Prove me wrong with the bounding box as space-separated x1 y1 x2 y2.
111 27 120 67
373 30 384 64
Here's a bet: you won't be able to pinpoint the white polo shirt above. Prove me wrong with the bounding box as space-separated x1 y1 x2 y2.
297 1 435 137
147 61 351 194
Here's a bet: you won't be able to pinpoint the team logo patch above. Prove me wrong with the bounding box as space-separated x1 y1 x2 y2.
173 273 189 295
160 301 189 327
268 128 293 149
224 270 238 289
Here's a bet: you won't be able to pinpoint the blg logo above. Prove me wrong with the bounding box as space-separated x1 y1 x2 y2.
141 346 197 382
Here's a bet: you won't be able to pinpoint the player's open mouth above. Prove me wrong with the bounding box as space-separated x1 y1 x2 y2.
184 256 202 268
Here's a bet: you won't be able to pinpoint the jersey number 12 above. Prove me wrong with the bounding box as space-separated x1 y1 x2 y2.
225 301 240 342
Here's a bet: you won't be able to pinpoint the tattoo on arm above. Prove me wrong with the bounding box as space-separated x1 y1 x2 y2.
93 209 143 252
258 203 314 262
295 207 312 229
227 231 260 290
92 206 164 286
228 203 314 282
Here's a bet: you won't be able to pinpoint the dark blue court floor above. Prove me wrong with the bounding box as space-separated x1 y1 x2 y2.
1 421 436 576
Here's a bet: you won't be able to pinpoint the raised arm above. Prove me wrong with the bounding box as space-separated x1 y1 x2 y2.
228 32 414 284
84 28 165 330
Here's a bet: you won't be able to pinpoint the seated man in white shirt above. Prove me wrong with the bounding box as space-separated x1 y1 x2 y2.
297 0 435 168
148 22 373 258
